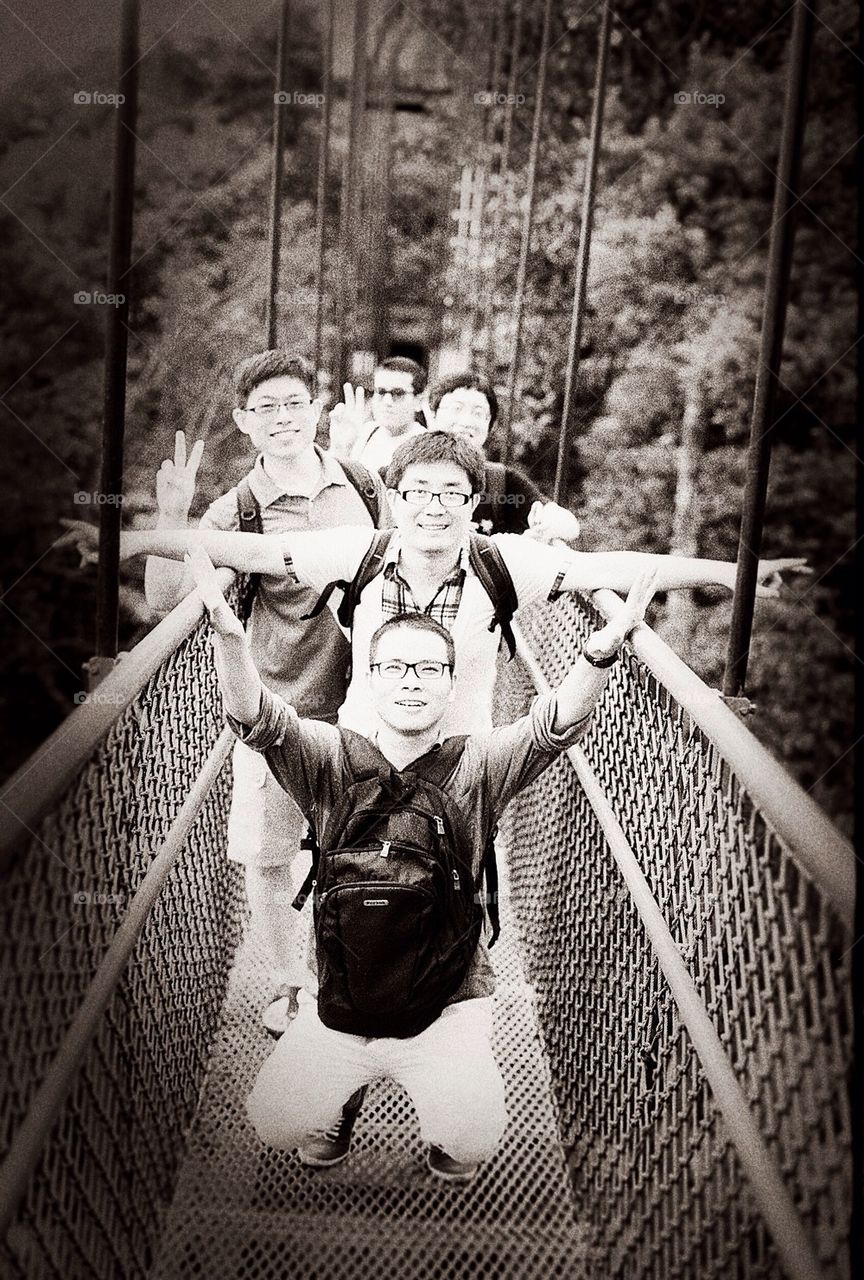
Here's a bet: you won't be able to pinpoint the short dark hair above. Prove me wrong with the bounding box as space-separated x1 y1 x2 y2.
369 612 456 671
429 370 498 428
375 356 427 395
384 431 485 494
233 351 315 405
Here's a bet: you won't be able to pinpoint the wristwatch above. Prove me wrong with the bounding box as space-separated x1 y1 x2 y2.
582 638 622 668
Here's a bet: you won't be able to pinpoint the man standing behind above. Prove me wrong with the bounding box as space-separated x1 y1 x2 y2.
430 370 581 545
329 356 427 472
143 351 389 1034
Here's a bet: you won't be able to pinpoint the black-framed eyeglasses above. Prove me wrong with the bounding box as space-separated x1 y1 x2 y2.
243 399 312 418
398 489 473 508
370 659 453 680
373 387 412 400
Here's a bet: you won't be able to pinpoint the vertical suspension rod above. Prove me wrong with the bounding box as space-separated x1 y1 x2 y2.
265 0 291 349
335 0 370 389
552 2 612 503
313 0 335 380
95 0 139 669
500 0 553 465
723 0 815 695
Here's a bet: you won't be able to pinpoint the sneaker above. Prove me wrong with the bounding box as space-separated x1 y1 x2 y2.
298 1086 367 1168
262 985 299 1037
426 1144 480 1183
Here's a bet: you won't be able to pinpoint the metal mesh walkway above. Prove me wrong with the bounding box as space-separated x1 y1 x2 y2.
149 850 590 1280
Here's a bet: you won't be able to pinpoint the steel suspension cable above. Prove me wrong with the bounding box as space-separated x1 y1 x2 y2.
552 1 612 503
723 0 815 695
500 0 553 465
265 0 291 349
313 0 335 380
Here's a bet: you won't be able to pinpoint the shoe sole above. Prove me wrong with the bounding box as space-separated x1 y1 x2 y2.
298 1150 350 1169
426 1163 478 1183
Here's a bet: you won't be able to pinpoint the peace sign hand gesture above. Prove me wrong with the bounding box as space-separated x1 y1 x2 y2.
328 383 366 456
156 431 205 521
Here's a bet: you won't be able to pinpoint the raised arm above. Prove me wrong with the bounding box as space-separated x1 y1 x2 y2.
144 431 204 612
552 570 658 732
185 547 262 724
557 550 809 598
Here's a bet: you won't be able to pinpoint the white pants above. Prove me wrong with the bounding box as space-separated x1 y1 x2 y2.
247 993 508 1164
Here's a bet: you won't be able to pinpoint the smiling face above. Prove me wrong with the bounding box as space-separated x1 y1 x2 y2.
371 368 422 436
434 387 493 450
233 374 321 462
390 460 477 556
368 623 454 735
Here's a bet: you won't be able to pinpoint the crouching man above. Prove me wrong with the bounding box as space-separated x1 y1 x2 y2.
191 549 657 1181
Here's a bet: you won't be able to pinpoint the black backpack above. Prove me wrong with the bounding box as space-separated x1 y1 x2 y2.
235 459 383 624
302 529 519 659
293 730 500 1039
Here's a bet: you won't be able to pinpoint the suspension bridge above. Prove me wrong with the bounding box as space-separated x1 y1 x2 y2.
0 1 854 1277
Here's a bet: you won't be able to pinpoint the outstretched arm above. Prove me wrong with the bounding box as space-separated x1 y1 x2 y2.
60 520 287 576
557 550 809 599
185 547 262 724
552 570 658 732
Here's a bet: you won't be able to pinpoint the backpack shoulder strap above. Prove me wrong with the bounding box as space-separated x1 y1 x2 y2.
467 532 519 660
235 477 262 624
300 530 393 626
339 457 384 527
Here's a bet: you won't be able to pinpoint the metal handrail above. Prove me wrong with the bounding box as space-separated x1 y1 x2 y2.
586 588 854 929
513 620 830 1280
0 570 236 871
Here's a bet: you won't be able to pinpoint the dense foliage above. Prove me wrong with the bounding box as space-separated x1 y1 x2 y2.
0 0 855 830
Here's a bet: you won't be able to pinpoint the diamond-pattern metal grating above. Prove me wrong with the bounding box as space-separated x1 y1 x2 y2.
1 592 851 1280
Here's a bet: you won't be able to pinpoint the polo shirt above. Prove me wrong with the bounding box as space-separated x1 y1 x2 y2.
230 686 593 1004
285 528 571 735
201 448 389 718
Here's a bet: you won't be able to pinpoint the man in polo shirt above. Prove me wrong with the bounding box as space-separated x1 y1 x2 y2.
186 544 660 1179
143 350 389 1034
328 356 428 472
99 432 808 746
430 369 581 544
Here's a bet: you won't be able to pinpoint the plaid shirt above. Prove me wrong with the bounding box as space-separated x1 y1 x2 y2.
381 547 467 628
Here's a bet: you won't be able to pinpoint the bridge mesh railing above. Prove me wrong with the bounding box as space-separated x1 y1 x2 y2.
497 594 851 1280
0 592 852 1279
0 615 240 1280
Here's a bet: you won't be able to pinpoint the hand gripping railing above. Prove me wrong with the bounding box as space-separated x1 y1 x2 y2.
0 574 242 1279
498 590 852 1280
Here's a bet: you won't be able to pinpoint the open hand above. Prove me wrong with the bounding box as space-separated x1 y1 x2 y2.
157 431 204 520
587 568 659 659
755 557 811 598
328 383 366 455
58 519 99 567
184 547 244 636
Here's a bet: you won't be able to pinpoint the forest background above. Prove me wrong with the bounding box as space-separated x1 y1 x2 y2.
0 0 856 832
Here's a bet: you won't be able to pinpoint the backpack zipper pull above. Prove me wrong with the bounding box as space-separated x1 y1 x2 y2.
380 840 391 858
434 816 445 836
452 868 460 887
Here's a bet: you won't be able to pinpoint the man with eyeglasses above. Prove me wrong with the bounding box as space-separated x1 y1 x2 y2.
184 544 660 1181
143 350 390 1035
328 356 428 472
430 370 581 544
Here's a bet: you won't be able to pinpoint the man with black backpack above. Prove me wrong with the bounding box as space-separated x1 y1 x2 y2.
186 543 659 1181
143 351 389 1035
